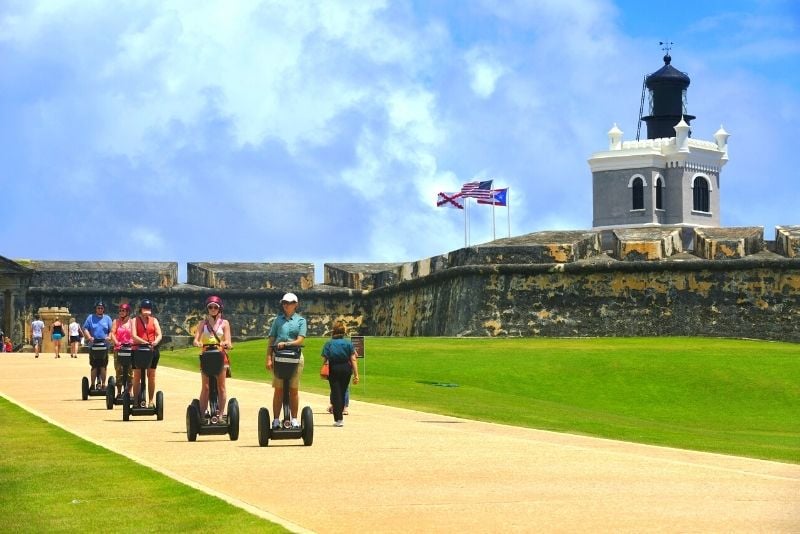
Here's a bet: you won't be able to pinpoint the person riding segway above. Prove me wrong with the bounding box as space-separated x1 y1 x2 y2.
258 293 313 446
81 301 112 401
123 299 164 421
186 296 239 441
106 303 134 409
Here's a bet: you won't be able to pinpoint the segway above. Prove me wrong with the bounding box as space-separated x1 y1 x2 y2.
122 344 164 421
185 346 239 441
81 340 109 400
106 344 133 410
257 346 313 447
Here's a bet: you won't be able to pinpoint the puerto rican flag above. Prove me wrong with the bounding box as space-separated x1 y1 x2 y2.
436 192 464 209
460 180 494 200
477 188 508 206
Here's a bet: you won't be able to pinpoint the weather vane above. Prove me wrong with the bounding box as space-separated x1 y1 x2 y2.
659 41 674 54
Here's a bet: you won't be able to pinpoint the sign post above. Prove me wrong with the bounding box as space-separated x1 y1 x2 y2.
351 336 365 392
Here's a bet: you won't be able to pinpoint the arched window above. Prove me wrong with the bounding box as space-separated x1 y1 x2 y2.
693 176 710 212
631 177 644 210
655 177 664 210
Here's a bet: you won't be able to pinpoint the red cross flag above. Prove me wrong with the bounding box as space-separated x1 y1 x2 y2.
436 192 465 209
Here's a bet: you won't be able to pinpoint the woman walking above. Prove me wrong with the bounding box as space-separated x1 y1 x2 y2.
51 316 65 358
321 320 359 427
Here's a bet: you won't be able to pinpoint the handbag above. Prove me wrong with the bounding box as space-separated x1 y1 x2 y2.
320 361 330 379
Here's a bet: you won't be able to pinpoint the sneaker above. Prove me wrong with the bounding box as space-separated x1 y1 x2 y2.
272 418 281 429
290 418 300 428
327 405 332 414
333 420 344 427
343 408 349 415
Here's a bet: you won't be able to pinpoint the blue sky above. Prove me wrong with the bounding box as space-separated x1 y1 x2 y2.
1 0 798 282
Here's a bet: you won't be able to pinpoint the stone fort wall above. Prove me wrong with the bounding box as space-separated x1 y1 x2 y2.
3 225 800 345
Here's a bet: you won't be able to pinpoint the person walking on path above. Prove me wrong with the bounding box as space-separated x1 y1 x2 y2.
68 317 81 358
31 314 44 358
321 320 359 427
50 317 65 358
109 303 133 400
265 292 306 429
82 301 113 389
192 295 232 418
131 299 163 408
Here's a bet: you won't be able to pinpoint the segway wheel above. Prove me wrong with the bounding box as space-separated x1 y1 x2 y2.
257 407 270 447
191 399 200 412
186 404 199 442
301 405 314 446
227 398 240 441
105 383 115 410
122 392 130 421
81 377 89 400
156 391 164 421
108 376 115 389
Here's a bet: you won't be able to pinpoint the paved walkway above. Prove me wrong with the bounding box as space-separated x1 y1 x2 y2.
1 353 799 533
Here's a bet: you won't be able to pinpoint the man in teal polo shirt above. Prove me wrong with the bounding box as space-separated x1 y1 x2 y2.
266 292 307 429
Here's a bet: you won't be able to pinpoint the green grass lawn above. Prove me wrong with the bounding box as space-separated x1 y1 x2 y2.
0 397 287 533
162 336 800 463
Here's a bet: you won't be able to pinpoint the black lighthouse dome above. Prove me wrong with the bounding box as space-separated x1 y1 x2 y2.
641 54 696 139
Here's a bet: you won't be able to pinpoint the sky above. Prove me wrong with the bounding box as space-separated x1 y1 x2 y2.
2 0 798 283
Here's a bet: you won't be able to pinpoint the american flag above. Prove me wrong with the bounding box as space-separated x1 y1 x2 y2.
436 192 464 209
460 180 494 200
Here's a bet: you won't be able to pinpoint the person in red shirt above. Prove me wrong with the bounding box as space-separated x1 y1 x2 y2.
131 299 163 408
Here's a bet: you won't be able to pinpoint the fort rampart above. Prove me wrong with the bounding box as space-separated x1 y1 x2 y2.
2 226 799 346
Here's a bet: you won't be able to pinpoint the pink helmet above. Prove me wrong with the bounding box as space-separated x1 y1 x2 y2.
119 303 131 312
205 295 223 310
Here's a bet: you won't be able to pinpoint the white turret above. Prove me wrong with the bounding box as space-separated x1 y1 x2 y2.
714 125 730 161
674 116 690 153
608 123 623 151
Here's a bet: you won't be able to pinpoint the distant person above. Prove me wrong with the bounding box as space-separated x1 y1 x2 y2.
265 292 306 429
0 328 4 352
68 317 81 358
192 295 232 418
131 299 163 408
82 301 113 389
109 303 134 400
321 320 359 427
31 314 44 358
3 336 12 353
51 316 65 358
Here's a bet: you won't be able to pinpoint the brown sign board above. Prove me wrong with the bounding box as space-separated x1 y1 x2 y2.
351 336 365 358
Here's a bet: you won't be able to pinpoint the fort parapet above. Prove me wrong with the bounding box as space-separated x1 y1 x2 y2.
2 226 799 345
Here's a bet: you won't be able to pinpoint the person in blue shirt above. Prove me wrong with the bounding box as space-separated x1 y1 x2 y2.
321 320 359 427
82 300 113 389
265 292 306 429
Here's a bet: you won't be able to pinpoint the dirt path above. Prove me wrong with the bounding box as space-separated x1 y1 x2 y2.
1 353 798 533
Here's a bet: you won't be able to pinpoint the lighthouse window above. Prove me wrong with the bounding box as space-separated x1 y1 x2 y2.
693 176 710 212
655 177 663 210
632 177 644 210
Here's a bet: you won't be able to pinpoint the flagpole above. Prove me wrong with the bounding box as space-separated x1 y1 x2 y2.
463 197 467 247
492 200 496 241
507 187 511 237
467 198 471 246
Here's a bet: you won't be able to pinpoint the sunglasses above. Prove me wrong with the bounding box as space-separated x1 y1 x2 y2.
207 304 220 310
281 301 296 305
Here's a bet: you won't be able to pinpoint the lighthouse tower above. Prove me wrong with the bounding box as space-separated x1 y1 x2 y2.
589 53 729 229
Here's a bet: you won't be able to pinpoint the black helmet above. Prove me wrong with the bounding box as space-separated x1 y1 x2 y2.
94 300 105 308
139 299 153 310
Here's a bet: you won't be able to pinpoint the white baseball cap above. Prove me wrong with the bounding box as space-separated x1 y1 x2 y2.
281 292 298 303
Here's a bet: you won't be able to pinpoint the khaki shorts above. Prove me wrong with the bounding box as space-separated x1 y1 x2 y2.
272 354 304 389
